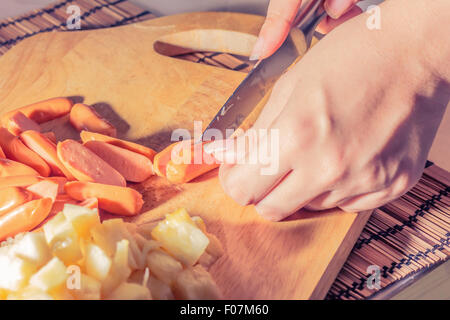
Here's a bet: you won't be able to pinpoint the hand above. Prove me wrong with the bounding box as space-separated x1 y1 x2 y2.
250 0 363 60
206 0 450 221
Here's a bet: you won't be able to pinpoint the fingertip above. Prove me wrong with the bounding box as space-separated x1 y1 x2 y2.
251 18 291 60
249 36 265 61
254 204 281 221
317 5 363 34
324 0 356 19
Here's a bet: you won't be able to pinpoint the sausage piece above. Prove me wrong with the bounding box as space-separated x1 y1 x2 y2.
2 111 41 135
64 181 143 216
20 130 75 179
80 131 156 160
0 158 39 177
0 198 53 240
2 97 73 124
84 140 153 182
0 187 33 217
57 139 126 187
69 103 116 137
0 128 51 177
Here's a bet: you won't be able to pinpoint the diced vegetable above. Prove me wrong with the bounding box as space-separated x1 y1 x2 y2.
151 208 209 266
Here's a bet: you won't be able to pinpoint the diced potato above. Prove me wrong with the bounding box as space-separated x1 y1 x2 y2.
63 204 100 238
146 250 183 285
11 286 54 300
11 232 51 268
91 219 141 269
52 234 82 266
148 276 174 300
84 243 112 281
151 208 209 266
69 273 101 300
43 212 83 265
101 239 132 295
43 213 67 244
0 253 36 291
90 219 127 256
173 265 222 300
0 206 222 301
107 282 151 300
29 257 68 292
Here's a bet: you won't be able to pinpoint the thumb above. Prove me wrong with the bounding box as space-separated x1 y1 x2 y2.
324 0 360 19
250 0 303 61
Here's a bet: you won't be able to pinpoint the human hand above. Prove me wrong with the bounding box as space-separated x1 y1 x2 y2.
206 0 450 221
250 0 363 60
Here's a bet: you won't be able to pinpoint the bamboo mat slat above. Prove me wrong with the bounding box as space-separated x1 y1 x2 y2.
0 0 448 300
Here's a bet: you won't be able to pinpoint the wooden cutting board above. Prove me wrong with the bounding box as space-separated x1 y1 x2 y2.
0 12 371 299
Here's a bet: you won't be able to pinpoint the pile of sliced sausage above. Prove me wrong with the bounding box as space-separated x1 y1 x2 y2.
0 97 219 242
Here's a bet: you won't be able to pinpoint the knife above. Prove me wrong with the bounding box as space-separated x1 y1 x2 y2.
201 0 327 141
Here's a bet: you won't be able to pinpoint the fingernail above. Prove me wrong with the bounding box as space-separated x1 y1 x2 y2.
324 0 352 19
249 36 265 61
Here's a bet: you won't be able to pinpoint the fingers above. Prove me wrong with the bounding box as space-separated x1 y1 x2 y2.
251 72 297 131
254 170 322 221
214 130 291 207
324 0 360 19
335 173 415 212
219 164 289 207
250 0 303 60
317 5 362 34
251 0 362 58
337 189 393 212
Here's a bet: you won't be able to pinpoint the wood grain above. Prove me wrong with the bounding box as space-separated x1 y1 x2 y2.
0 12 371 299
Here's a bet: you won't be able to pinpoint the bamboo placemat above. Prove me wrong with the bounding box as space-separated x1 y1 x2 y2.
0 0 448 300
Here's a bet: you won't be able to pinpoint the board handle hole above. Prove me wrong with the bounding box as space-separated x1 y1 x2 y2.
153 29 258 72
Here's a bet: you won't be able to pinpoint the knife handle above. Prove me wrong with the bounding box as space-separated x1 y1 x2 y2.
292 0 327 47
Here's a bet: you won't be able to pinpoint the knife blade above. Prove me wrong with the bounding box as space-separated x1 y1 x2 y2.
201 0 326 142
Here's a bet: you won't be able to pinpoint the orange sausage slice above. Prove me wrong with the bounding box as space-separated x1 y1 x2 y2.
0 187 33 217
0 175 42 188
0 198 52 241
57 139 126 187
79 197 99 210
2 111 41 136
80 131 156 161
0 128 51 177
0 158 39 177
154 140 219 183
153 142 180 177
69 103 116 137
84 140 153 182
20 130 75 179
65 181 143 216
0 146 5 158
2 98 73 124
